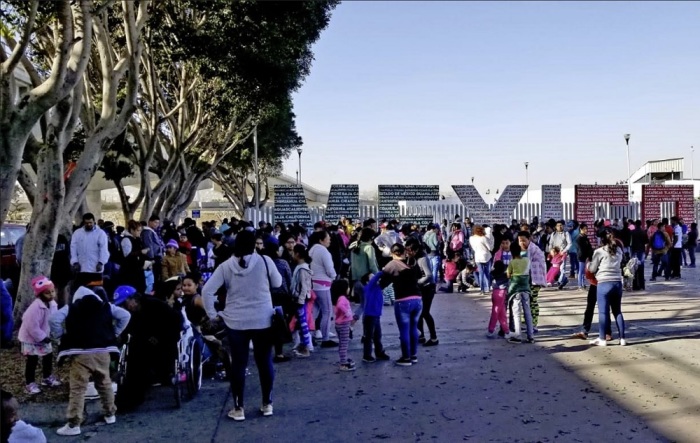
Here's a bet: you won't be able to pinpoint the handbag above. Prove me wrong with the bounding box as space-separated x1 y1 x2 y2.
263 257 293 343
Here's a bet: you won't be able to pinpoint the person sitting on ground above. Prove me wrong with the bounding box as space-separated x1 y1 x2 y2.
2 389 47 443
50 286 131 436
162 240 190 280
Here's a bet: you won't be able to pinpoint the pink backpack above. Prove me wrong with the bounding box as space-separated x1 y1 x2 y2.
450 231 464 251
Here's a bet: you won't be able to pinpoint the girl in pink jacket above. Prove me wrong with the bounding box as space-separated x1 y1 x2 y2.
18 276 60 394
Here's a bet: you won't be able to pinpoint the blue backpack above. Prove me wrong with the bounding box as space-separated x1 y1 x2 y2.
652 231 665 250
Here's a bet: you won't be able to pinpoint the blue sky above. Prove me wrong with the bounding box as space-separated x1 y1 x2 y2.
283 1 700 196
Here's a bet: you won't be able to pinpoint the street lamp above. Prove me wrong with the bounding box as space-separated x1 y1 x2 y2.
471 176 474 186
296 148 303 185
624 134 631 199
691 146 695 181
524 162 529 206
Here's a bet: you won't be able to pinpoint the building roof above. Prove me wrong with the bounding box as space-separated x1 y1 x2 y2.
630 158 684 184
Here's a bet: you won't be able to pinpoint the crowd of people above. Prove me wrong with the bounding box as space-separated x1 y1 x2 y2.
0 210 695 438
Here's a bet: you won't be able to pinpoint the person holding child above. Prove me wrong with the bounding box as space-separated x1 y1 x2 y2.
546 246 566 286
18 276 60 395
587 229 627 347
380 243 423 367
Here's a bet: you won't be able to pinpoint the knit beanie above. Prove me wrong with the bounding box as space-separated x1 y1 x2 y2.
31 275 54 297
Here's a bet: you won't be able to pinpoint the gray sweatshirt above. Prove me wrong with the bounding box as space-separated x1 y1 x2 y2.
587 246 623 283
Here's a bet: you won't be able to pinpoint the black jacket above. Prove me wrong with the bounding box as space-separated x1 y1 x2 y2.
576 235 594 262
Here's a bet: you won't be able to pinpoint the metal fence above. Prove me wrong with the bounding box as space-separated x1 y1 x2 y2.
245 201 691 226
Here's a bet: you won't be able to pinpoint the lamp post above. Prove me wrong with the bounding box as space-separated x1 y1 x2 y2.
296 148 303 185
624 134 631 199
691 146 695 181
471 176 474 186
524 162 529 205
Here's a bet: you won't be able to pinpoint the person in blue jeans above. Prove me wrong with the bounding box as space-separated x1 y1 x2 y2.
380 243 423 367
422 223 442 283
587 229 626 347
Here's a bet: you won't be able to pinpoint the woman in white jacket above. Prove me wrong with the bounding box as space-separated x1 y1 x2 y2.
469 225 494 294
308 231 338 347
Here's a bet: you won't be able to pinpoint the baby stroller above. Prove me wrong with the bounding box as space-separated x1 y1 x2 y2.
623 256 640 291
173 314 204 408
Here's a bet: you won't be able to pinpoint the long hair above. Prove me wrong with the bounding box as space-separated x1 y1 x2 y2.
233 230 256 268
600 230 619 256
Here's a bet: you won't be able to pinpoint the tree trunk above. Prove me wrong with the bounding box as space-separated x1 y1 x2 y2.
13 140 67 321
0 128 32 228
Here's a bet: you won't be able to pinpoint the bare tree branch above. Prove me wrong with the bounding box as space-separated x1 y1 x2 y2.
1 0 39 75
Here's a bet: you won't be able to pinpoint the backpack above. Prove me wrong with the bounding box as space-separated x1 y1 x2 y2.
450 231 464 252
652 231 665 250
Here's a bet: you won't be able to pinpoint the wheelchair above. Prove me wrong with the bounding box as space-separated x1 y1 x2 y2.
172 315 204 408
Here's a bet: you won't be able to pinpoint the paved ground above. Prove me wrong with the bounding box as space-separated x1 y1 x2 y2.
19 264 700 442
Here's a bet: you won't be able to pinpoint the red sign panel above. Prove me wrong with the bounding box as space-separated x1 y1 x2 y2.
574 185 629 223
641 185 694 222
575 185 629 247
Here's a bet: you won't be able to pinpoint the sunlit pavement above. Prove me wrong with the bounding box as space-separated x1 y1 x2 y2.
22 263 700 442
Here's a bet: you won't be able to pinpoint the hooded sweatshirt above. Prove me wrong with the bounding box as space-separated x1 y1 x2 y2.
202 253 282 330
290 262 312 305
49 287 131 359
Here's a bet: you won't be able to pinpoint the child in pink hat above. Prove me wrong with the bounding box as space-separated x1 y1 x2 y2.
18 275 60 395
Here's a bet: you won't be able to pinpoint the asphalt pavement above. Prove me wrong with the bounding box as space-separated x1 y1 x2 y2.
20 263 700 442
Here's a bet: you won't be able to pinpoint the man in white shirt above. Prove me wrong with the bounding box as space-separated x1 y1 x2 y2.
70 213 110 285
670 217 683 279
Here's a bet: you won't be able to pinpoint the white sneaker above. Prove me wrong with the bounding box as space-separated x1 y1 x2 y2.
228 407 245 421
104 415 116 425
620 339 628 346
314 331 322 339
260 404 273 417
57 424 81 436
589 338 607 347
84 382 99 399
329 332 337 338
25 383 41 395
